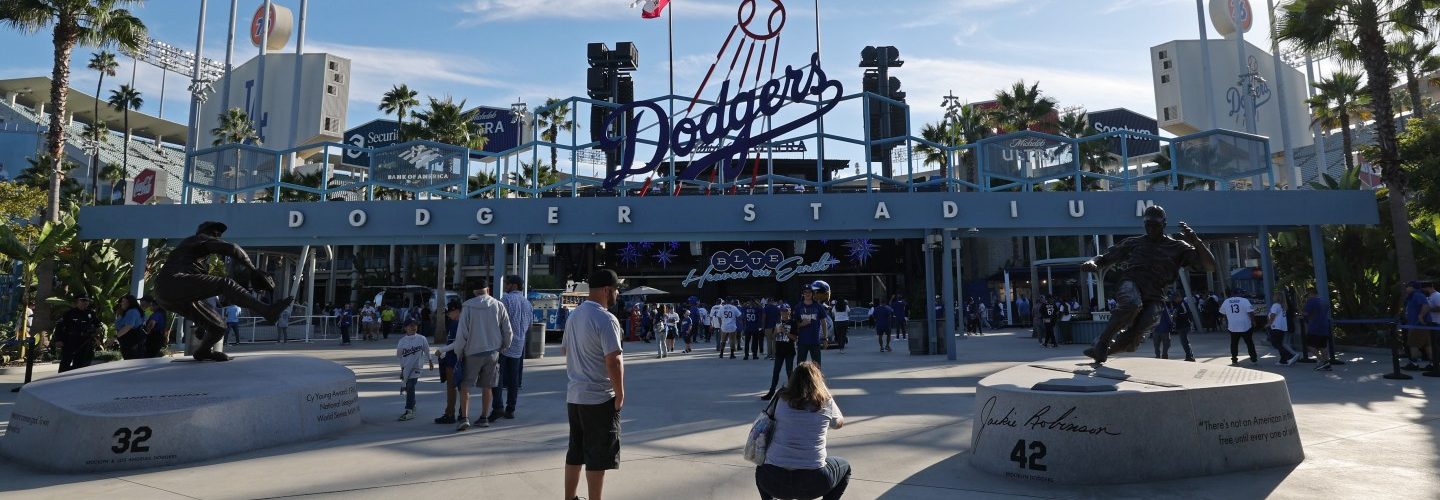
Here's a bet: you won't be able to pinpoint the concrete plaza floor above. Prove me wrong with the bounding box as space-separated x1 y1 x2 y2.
1 327 1437 499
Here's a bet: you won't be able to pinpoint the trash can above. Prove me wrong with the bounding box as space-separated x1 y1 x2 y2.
526 323 545 359
908 320 928 355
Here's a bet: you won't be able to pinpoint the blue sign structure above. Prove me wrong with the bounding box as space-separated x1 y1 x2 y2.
342 119 400 167
599 52 842 189
683 248 840 288
342 106 521 169
1088 108 1160 157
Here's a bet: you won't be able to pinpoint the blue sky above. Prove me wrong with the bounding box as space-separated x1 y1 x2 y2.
0 0 1294 149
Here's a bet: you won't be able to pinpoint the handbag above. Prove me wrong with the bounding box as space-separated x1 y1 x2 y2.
743 391 782 465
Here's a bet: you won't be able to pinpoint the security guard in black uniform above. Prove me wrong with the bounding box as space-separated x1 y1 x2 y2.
153 221 292 362
54 295 102 372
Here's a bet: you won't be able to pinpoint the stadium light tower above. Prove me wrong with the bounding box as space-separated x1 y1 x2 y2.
860 46 905 178
587 42 638 184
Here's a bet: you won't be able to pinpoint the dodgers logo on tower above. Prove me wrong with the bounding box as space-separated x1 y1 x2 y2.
599 0 843 189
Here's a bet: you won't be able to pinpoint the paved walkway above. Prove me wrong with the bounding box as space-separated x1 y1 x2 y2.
1 327 1436 499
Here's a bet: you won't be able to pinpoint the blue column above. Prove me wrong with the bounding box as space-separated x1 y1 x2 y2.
129 239 149 296
1259 226 1275 306
923 232 936 355
1309 224 1329 309
943 230 958 361
493 237 508 294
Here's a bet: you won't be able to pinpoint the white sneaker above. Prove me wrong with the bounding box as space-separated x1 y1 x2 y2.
398 409 415 421
1285 353 1301 366
456 419 471 432
479 418 490 428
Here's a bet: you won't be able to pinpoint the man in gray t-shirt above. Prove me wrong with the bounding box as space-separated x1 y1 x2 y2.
561 269 626 500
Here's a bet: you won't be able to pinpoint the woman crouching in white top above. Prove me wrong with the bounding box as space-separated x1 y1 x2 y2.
757 361 850 500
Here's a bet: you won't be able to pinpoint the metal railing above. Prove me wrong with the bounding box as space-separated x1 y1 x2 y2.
183 91 1279 203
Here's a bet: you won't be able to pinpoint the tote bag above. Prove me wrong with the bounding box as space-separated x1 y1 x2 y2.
743 393 782 465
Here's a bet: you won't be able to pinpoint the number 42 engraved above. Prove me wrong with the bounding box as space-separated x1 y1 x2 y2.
1009 439 1047 471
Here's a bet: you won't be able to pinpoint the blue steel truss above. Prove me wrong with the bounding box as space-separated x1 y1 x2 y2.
182 92 1276 204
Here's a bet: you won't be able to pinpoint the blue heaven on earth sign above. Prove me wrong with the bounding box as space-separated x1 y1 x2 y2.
682 248 841 288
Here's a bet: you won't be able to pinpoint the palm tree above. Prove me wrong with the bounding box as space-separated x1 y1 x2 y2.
98 162 123 203
86 50 117 202
537 97 575 170
212 108 260 197
1307 71 1371 173
106 84 141 178
411 96 488 150
1387 37 1440 119
1 0 146 339
378 84 419 142
80 119 105 200
510 160 562 195
950 103 991 184
0 1 145 223
915 121 956 179
988 80 1058 132
1277 0 1430 284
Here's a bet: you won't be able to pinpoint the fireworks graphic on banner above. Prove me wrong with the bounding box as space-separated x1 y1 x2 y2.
619 243 646 267
844 239 878 265
654 246 677 268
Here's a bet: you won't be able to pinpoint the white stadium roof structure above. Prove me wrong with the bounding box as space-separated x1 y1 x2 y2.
0 76 192 203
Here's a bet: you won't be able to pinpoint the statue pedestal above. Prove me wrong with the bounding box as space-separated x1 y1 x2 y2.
970 358 1303 484
1 354 361 473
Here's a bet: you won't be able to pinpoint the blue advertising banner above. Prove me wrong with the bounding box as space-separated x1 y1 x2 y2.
342 106 522 169
342 119 400 168
1088 108 1160 157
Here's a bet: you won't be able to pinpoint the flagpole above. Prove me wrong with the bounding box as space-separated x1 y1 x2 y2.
668 1 676 192
813 0 827 187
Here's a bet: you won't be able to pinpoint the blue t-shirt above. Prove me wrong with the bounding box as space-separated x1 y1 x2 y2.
146 309 168 333
743 306 761 333
224 305 241 323
689 306 705 333
793 301 825 345
890 300 908 320
1405 290 1427 326
679 316 692 335
763 304 781 328
1303 296 1330 337
116 308 144 331
873 304 893 330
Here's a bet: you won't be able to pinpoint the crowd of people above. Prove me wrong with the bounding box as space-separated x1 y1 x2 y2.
52 293 172 372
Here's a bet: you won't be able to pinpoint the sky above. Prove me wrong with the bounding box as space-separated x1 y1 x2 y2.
0 0 1318 174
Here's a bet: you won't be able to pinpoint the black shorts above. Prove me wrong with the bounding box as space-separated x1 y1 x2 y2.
567 398 620 471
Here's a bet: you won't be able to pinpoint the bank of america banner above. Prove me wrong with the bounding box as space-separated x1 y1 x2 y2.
1088 108 1160 157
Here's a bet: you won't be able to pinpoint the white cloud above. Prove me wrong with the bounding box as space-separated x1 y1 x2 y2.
454 0 733 25
306 41 507 104
898 56 1157 124
1104 0 1188 14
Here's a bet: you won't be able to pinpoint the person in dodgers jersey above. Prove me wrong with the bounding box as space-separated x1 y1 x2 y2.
1221 290 1259 365
1265 294 1301 366
719 298 743 359
710 299 726 350
743 299 764 360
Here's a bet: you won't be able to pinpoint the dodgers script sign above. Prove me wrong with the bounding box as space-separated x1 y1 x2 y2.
599 0 842 189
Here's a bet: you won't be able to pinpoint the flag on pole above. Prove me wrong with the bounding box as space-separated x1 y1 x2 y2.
632 0 670 19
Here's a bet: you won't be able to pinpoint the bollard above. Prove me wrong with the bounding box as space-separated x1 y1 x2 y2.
1384 322 1412 380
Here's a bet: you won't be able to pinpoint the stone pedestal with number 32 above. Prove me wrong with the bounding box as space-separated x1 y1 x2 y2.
0 355 361 473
